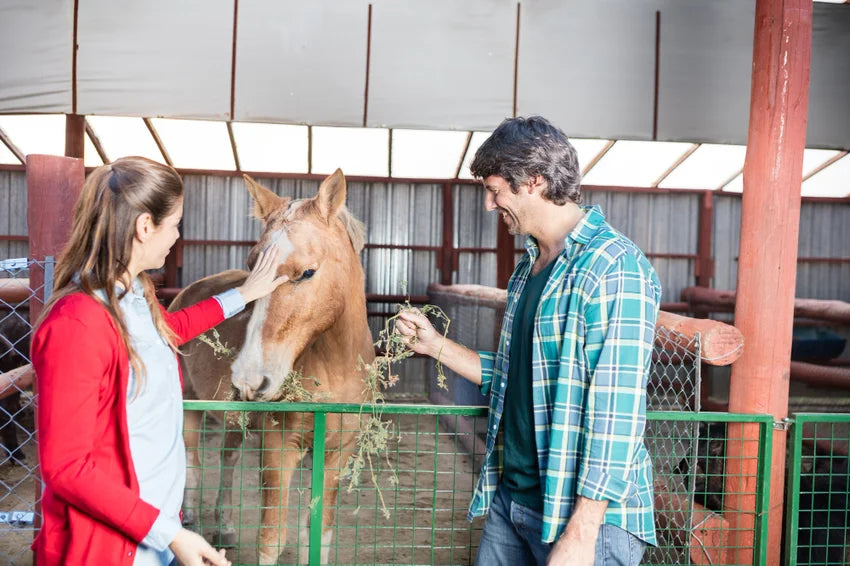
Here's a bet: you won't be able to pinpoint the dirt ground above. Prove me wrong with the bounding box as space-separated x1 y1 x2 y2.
0 422 37 566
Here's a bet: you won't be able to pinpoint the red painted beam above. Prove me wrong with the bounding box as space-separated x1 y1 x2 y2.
726 2 813 565
26 155 85 324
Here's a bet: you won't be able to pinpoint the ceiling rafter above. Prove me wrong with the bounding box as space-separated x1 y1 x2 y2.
226 121 241 172
0 126 25 164
84 119 109 164
143 118 173 167
581 140 615 178
652 143 700 188
802 150 848 182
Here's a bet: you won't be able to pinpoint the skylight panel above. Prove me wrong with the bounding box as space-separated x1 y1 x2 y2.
86 116 165 164
0 140 20 164
231 122 308 173
457 131 491 179
391 129 468 178
0 114 65 158
660 144 747 189
312 126 389 177
84 133 103 167
802 154 850 198
150 118 235 170
570 138 612 174
581 140 693 187
802 148 842 177
722 173 744 193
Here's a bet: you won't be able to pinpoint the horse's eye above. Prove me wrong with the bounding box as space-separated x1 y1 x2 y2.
299 269 316 281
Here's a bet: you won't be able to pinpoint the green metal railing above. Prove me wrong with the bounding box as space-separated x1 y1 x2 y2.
183 402 774 566
785 413 850 566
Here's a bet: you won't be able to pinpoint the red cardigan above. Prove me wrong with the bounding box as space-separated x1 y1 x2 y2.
31 292 225 566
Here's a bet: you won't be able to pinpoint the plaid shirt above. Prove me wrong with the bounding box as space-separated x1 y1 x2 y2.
469 205 661 545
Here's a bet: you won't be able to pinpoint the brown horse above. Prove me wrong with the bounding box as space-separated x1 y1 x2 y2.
170 170 373 564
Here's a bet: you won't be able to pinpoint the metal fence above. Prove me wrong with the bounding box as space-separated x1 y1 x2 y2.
0 258 51 566
183 402 773 566
786 413 850 566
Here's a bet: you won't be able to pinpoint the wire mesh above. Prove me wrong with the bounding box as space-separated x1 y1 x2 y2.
183 403 487 566
0 258 51 566
786 413 850 566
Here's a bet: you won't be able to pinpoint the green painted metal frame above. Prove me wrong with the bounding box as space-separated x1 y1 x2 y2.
784 412 850 566
182 402 775 566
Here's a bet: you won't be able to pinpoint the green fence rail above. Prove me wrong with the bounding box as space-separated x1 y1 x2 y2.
785 413 850 566
183 402 774 566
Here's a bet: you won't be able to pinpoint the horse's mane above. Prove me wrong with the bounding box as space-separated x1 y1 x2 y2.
338 206 366 254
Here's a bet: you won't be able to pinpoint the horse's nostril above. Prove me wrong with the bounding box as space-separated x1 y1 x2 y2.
257 376 271 393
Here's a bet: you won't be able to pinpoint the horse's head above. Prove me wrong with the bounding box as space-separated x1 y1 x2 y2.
231 169 366 401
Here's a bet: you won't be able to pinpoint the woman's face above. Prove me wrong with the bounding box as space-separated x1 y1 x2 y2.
136 198 183 272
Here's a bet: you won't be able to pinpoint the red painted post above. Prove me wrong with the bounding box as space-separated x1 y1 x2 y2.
695 191 714 288
725 2 812 565
64 114 85 160
440 183 455 286
27 155 85 323
496 221 514 289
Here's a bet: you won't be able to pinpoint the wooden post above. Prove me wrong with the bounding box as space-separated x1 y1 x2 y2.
64 114 85 160
725 2 812 565
27 155 85 323
695 191 714 288
496 221 514 289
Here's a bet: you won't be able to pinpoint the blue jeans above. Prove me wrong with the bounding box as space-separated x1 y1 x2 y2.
475 484 646 566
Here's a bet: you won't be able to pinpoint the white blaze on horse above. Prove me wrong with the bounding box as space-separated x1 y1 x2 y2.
171 170 373 564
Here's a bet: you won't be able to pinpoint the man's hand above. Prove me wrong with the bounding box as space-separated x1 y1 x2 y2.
547 496 608 566
395 308 443 357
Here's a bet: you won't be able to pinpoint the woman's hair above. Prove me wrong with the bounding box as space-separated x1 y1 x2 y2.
40 156 183 396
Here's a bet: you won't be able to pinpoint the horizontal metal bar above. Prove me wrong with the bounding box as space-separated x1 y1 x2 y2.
788 412 850 423
181 401 773 423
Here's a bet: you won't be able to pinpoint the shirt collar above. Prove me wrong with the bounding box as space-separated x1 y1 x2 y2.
523 205 607 256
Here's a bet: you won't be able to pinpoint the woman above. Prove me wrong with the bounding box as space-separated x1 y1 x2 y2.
31 157 287 566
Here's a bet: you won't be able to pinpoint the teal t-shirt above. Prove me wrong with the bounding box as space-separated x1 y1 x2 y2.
501 258 555 511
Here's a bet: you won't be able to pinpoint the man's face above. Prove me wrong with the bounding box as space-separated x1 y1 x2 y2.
482 175 530 236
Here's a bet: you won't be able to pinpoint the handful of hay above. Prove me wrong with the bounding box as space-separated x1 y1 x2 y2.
342 298 450 519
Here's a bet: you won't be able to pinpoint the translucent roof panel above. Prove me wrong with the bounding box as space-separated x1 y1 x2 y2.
0 139 21 164
150 118 235 170
391 129 468 178
458 131 491 179
312 126 389 177
802 153 850 198
802 148 842 177
84 133 104 167
581 140 693 187
571 138 613 174
86 116 165 163
231 122 308 173
660 144 747 189
0 114 65 158
722 173 744 193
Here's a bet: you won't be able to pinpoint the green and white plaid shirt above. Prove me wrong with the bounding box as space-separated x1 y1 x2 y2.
469 205 661 546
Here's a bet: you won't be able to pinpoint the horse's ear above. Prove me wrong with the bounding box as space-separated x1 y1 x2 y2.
315 169 346 223
243 174 288 222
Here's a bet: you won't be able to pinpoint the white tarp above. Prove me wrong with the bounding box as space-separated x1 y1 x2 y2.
0 0 848 147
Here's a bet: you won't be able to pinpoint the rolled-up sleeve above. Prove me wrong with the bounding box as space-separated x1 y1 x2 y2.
213 288 246 319
477 351 496 395
576 254 657 503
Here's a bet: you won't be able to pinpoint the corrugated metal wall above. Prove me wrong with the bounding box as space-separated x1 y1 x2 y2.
713 196 850 302
0 171 27 260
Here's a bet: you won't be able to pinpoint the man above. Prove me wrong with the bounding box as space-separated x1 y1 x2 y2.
396 116 660 566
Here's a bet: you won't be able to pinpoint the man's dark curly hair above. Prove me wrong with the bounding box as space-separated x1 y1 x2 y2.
470 116 582 205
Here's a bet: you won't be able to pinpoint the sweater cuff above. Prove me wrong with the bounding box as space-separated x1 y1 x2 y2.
214 288 246 319
142 511 181 552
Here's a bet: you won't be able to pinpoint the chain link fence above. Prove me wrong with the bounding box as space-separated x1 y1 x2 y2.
0 258 52 566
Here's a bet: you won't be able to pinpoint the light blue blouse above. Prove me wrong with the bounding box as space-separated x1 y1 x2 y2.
98 281 244 566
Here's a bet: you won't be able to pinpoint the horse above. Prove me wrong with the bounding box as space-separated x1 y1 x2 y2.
170 170 374 564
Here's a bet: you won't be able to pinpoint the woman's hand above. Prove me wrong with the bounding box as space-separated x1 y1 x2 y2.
236 245 289 303
169 527 231 566
394 308 443 358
